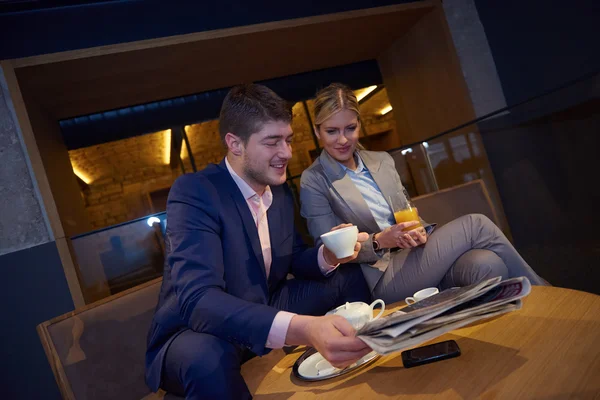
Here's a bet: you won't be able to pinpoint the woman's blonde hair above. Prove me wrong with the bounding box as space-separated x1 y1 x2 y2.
313 83 361 127
313 82 365 149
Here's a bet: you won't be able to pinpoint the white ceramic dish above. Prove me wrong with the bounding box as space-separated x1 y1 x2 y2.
293 347 379 381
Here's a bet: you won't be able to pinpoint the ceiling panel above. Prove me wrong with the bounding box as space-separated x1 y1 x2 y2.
15 3 433 119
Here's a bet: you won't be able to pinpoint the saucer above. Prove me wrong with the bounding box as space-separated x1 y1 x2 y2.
293 347 379 381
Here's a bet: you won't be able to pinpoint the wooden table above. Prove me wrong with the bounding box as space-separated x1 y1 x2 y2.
241 286 600 399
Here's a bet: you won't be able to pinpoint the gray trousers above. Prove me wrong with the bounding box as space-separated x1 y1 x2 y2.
372 214 547 304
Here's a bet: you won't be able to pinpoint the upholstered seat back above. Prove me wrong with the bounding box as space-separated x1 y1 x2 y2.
38 279 169 400
413 180 500 227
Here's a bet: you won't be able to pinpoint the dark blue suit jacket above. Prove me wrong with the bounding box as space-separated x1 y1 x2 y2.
145 159 322 391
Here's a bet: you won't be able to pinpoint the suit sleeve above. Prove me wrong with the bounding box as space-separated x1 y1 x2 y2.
299 170 386 265
166 174 278 356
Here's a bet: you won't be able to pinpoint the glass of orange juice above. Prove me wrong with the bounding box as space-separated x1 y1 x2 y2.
391 189 422 232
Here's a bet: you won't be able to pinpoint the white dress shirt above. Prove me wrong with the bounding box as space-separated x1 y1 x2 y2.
225 157 338 348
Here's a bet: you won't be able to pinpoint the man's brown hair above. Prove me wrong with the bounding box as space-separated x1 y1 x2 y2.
219 83 292 146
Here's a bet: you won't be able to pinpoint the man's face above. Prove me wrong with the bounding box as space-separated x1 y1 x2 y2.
240 120 293 190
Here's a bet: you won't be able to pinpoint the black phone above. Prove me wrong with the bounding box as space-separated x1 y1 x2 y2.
401 340 461 368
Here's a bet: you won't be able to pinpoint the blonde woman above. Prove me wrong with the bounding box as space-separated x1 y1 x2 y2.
299 83 547 303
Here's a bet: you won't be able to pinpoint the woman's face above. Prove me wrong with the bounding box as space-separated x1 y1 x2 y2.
315 109 360 165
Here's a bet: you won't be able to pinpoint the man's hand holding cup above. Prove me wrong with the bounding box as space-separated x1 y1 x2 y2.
321 223 368 265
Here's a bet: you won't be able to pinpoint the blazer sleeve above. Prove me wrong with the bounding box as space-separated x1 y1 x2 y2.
166 174 279 356
300 170 386 265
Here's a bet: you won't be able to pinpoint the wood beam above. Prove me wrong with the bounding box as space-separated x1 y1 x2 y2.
11 2 435 119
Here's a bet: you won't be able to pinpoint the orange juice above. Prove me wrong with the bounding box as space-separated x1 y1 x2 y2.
393 208 422 231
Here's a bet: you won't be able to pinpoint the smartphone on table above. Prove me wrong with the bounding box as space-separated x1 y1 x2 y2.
401 340 461 368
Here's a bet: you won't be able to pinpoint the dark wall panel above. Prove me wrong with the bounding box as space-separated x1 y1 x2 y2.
474 0 600 105
474 0 600 293
480 95 600 294
0 242 74 399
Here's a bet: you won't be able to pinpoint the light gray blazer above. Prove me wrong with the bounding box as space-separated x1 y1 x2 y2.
300 149 432 291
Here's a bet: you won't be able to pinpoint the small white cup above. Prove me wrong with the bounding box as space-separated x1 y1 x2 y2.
405 287 439 305
329 299 385 330
320 226 358 259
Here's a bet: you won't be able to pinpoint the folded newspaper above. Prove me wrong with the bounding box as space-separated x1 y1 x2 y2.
356 276 531 355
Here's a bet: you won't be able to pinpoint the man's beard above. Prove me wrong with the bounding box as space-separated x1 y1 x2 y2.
243 158 280 188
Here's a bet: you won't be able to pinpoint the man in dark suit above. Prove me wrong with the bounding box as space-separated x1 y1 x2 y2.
145 84 372 399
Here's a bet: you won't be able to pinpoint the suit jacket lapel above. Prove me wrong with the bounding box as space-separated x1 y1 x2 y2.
218 161 268 283
319 151 380 233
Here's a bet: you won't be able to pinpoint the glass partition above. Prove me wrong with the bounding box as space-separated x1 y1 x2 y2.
71 212 166 303
389 144 436 197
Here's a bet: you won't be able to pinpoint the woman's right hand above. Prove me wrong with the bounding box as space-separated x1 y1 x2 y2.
374 221 420 249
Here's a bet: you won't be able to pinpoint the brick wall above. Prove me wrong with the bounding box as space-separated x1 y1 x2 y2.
70 130 179 229
360 88 397 137
288 102 318 177
69 94 396 231
180 119 226 171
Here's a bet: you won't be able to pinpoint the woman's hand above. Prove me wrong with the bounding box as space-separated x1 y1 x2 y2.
396 226 427 249
374 221 420 249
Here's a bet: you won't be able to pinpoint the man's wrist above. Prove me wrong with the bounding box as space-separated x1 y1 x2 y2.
318 245 339 275
266 311 296 349
286 315 314 346
322 247 336 265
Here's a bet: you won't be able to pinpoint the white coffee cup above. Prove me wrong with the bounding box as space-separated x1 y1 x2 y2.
405 287 439 305
328 299 385 330
320 225 358 259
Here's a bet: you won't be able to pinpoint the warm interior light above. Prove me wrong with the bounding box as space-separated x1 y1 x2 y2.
71 164 92 184
164 129 172 164
380 104 393 115
180 126 189 160
355 85 377 102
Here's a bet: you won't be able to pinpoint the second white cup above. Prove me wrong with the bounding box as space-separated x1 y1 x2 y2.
320 225 358 259
405 287 439 305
